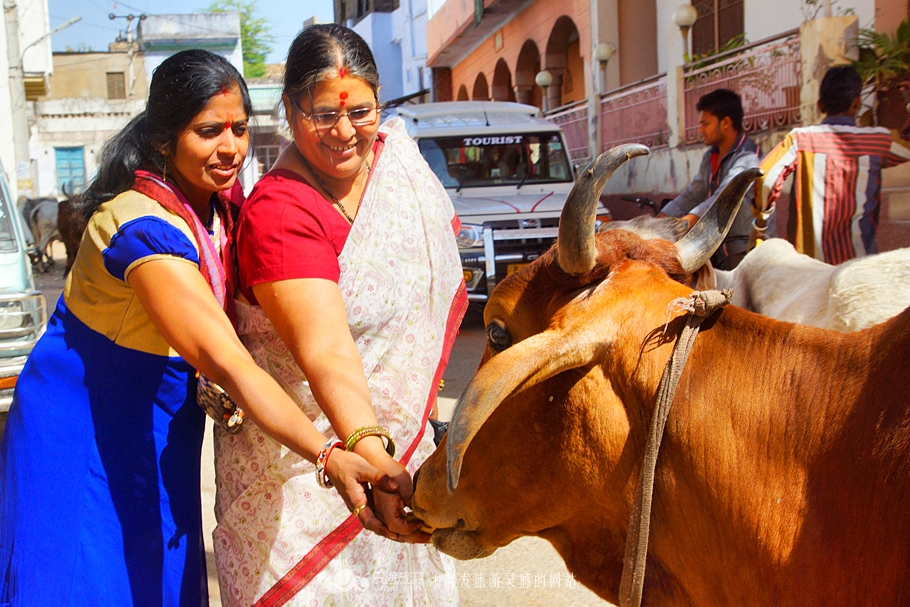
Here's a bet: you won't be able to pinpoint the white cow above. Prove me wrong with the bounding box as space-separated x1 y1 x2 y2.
713 238 910 332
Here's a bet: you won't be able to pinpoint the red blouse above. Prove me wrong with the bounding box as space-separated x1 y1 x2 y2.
236 138 384 305
236 169 352 304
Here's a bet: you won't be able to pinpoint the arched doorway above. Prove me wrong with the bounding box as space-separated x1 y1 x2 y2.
544 16 584 110
515 40 542 108
472 72 490 101
491 59 515 102
457 85 469 101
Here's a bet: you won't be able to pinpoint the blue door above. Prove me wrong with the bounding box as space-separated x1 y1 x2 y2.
55 147 86 192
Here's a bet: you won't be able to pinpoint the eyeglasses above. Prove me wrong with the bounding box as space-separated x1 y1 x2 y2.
292 99 379 131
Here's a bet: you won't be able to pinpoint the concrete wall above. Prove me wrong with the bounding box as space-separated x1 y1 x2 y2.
32 98 145 196
618 0 658 86
47 52 148 100
0 0 51 199
143 46 244 86
0 19 15 191
353 12 404 102
19 0 52 76
392 0 432 98
139 13 243 87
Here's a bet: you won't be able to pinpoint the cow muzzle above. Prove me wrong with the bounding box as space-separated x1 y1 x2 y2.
431 528 499 560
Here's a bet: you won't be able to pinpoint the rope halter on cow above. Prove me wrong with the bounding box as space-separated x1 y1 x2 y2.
619 288 733 607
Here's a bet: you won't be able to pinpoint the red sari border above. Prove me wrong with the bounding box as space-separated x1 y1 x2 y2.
254 218 468 607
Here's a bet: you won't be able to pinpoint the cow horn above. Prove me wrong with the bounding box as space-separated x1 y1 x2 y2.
446 329 600 492
557 144 650 276
674 167 764 274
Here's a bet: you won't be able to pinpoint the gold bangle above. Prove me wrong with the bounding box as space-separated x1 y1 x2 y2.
344 425 396 457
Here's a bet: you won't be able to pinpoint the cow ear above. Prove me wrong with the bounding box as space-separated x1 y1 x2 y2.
685 262 716 290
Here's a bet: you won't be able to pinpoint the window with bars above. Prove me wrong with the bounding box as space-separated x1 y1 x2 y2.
106 72 126 100
691 0 744 57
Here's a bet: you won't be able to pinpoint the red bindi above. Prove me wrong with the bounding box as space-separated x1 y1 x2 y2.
339 101 345 107
339 91 349 100
224 121 232 130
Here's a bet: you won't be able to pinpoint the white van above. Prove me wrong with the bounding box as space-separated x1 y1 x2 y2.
0 161 48 438
397 101 606 302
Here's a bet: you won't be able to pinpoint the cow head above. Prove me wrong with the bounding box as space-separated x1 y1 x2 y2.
411 144 761 594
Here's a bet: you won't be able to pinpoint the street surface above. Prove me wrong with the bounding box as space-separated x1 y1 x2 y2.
36 245 609 606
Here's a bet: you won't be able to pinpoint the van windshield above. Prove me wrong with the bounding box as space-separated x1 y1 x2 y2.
418 133 572 189
0 177 18 252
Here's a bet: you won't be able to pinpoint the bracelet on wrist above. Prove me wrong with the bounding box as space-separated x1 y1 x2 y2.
315 439 345 489
344 425 396 457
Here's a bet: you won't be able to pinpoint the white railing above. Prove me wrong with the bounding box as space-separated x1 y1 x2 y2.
600 74 669 152
683 29 801 143
544 100 590 166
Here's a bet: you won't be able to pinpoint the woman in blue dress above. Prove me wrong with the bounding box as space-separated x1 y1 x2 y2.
0 49 397 606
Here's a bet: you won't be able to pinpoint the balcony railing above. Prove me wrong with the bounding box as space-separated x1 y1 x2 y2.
544 100 590 166
683 29 801 144
600 74 669 152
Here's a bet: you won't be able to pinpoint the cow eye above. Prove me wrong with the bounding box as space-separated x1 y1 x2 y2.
486 320 512 351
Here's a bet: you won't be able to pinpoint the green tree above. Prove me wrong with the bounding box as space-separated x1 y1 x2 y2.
203 0 274 79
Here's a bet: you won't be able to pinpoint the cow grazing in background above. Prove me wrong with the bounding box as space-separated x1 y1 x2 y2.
712 238 910 332
20 197 59 273
411 145 910 607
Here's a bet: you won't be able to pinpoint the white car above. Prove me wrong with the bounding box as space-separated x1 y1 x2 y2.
397 101 607 302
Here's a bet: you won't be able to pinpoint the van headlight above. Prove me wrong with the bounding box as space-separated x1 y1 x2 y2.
456 224 484 249
0 301 24 331
0 294 46 340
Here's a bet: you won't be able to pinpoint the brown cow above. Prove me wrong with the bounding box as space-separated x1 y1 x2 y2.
412 145 910 606
57 193 86 276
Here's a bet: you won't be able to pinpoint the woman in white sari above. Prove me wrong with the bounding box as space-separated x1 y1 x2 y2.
213 24 466 606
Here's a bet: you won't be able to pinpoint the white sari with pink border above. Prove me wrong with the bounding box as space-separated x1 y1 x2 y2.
212 118 466 607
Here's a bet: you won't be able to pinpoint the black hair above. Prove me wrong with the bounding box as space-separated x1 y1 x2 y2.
818 65 862 115
283 24 380 102
79 49 252 220
696 88 744 132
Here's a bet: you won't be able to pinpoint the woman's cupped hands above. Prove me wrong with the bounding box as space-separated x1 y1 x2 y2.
325 449 430 543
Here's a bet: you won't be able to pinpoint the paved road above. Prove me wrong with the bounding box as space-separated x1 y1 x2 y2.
36 248 609 606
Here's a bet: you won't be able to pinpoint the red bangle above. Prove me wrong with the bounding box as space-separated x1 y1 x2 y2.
315 439 344 489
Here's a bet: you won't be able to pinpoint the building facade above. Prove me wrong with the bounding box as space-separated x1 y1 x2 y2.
0 0 53 199
31 12 249 198
334 0 432 105
423 0 910 250
33 49 147 197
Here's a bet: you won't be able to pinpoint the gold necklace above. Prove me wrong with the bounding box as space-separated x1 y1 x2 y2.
297 150 370 224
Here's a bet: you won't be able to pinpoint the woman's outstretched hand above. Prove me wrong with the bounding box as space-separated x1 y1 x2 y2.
325 449 428 542
369 457 430 543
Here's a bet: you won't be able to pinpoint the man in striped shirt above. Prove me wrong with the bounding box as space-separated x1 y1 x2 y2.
755 65 910 265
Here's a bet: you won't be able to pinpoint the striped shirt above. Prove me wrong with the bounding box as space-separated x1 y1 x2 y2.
755 117 910 264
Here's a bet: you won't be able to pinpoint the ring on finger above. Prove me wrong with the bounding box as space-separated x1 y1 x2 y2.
352 503 367 518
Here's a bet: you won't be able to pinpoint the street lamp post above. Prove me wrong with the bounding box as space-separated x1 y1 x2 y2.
593 43 615 94
673 4 698 62
535 70 553 113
